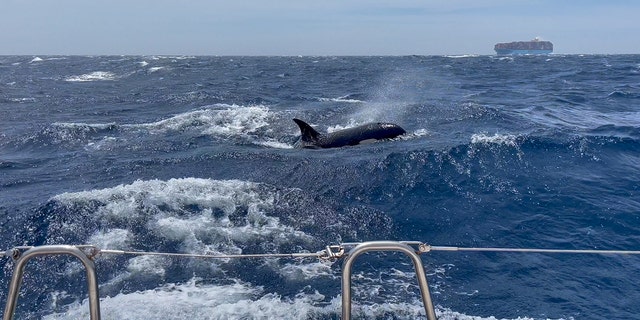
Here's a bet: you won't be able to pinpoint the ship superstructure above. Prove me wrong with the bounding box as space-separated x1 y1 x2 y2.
494 37 553 55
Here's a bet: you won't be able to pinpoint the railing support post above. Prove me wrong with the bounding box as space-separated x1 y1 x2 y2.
3 245 101 320
341 241 437 320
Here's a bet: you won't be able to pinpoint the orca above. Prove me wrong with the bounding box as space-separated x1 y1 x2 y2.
293 118 406 149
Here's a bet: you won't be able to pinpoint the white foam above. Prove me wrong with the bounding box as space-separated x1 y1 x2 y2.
256 140 295 149
65 71 117 82
134 104 271 137
48 178 318 298
126 255 168 278
88 228 131 249
48 105 285 148
276 260 335 281
45 178 549 320
446 54 480 59
30 57 44 63
469 133 524 161
52 177 315 259
52 122 117 130
413 129 429 137
47 277 542 320
398 128 429 142
85 136 120 151
496 56 514 62
55 178 268 217
44 287 544 320
318 95 364 103
471 133 518 147
149 55 196 61
436 307 537 320
43 279 332 320
9 97 36 103
46 122 117 145
148 66 165 73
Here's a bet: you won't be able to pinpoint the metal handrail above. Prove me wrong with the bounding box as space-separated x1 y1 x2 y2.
2 245 101 320
4 241 640 319
340 241 437 320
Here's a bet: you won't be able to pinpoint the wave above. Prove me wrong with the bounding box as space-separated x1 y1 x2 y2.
134 104 271 136
471 133 519 147
26 177 407 319
44 279 335 319
587 124 640 139
148 66 166 73
52 122 118 131
0 159 24 169
41 276 550 319
11 105 640 155
43 278 541 320
136 60 167 73
13 104 291 150
318 94 364 103
368 130 640 213
445 54 480 59
28 56 67 64
607 90 640 100
0 122 121 150
7 97 36 103
130 104 291 148
468 131 640 163
65 71 117 82
47 178 301 248
38 176 393 254
44 122 119 146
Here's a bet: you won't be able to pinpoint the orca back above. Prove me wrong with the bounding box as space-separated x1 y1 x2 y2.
293 118 405 149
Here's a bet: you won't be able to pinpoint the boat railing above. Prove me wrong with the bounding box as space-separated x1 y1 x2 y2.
3 241 640 320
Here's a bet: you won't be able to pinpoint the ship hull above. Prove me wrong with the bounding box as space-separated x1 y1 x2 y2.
494 38 553 55
495 49 553 55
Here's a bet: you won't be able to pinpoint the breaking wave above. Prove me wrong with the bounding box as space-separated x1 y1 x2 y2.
65 71 117 82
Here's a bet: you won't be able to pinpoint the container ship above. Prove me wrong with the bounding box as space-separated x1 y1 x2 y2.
494 37 553 55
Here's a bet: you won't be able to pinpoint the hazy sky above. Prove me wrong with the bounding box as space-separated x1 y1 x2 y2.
2 0 638 55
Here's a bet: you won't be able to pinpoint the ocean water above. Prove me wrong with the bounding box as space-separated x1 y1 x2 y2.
1 55 639 319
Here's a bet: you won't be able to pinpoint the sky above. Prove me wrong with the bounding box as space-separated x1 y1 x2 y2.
1 0 639 56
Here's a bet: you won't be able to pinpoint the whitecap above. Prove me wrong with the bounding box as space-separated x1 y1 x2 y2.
88 228 131 249
257 140 294 149
445 54 480 59
471 133 518 147
85 136 120 151
133 104 272 137
51 178 315 256
43 279 332 320
318 95 364 103
410 128 429 138
9 97 36 103
65 71 117 82
276 261 335 281
52 122 118 131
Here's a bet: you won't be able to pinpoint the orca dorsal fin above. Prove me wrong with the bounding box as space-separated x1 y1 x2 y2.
293 118 321 142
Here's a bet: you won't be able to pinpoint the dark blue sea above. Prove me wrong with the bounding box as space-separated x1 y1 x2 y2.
1 55 640 319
